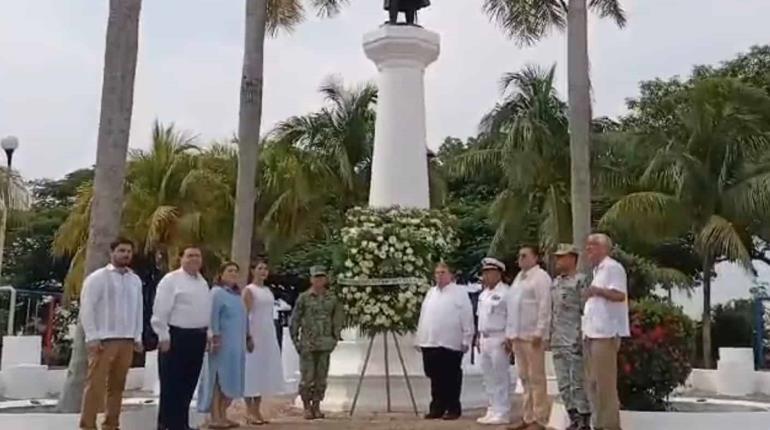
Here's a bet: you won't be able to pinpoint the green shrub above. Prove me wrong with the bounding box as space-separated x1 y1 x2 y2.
618 299 695 410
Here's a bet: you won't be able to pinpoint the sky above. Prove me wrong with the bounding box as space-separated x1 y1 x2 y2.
1 1 770 309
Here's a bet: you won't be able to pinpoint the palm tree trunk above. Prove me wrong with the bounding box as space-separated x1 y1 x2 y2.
231 0 267 281
567 0 592 270
702 256 714 368
57 0 142 412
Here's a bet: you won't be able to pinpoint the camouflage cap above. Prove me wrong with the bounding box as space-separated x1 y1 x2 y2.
554 243 580 256
310 265 328 277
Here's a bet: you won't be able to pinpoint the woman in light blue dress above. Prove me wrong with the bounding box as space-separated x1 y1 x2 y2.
198 262 252 429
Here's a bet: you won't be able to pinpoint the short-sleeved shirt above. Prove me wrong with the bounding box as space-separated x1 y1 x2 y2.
582 257 630 338
477 282 509 335
550 273 586 347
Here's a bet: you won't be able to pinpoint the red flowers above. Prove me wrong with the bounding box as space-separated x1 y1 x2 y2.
618 299 695 411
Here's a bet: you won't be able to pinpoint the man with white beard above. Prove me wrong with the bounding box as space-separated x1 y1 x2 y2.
475 257 511 425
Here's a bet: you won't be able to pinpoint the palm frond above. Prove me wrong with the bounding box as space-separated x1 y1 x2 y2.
696 215 751 268
53 183 93 257
599 191 689 241
145 205 181 252
267 0 305 35
309 0 347 18
483 0 567 46
588 0 627 28
62 246 86 300
652 266 693 292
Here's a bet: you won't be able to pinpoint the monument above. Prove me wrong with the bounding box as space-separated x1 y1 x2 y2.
314 4 488 413
384 0 431 26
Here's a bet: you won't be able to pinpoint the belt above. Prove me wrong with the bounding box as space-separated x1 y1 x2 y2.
480 331 505 338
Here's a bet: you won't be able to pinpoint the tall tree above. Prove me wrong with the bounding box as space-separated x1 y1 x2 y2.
600 78 770 368
482 0 626 263
231 0 346 280
57 0 142 412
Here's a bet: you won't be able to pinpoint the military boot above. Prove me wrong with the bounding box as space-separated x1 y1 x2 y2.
565 409 581 430
312 400 325 419
302 399 314 420
578 413 592 430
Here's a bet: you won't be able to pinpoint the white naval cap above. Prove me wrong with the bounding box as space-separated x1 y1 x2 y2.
481 257 506 272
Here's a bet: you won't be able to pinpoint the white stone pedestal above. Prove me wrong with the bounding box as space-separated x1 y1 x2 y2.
1 336 41 370
364 25 439 210
716 347 755 396
142 350 159 394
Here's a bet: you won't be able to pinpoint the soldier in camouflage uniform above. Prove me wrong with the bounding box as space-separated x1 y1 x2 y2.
551 244 591 430
289 265 345 420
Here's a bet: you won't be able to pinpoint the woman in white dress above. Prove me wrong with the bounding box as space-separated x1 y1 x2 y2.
243 259 285 424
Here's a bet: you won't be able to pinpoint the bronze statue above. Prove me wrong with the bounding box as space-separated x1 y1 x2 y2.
384 0 431 26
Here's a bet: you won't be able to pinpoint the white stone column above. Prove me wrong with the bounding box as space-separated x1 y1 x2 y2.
311 26 486 413
364 25 439 210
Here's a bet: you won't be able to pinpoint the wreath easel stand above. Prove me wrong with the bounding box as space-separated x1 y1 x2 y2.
339 277 422 416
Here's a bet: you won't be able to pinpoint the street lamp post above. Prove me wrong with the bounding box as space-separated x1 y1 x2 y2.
0 136 19 278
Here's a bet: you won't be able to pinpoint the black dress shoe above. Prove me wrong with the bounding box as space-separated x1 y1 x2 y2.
424 412 443 419
443 412 461 420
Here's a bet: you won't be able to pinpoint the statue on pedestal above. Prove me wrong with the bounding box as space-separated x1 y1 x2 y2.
384 0 431 26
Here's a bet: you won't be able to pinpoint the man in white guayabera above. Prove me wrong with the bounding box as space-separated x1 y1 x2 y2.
79 237 143 430
416 262 474 421
506 246 552 430
151 246 211 430
582 233 629 430
475 257 512 425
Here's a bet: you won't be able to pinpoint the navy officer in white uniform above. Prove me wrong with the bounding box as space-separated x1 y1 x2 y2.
476 257 512 425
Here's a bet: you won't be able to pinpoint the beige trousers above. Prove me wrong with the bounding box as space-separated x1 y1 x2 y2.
584 337 622 430
512 340 551 425
79 339 134 430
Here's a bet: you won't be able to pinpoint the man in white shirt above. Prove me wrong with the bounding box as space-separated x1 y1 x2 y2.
476 257 511 425
506 246 552 430
79 237 143 430
151 246 211 430
416 262 474 420
582 234 629 430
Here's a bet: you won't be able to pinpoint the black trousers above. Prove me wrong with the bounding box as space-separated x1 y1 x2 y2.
421 346 464 416
158 326 207 430
275 319 283 350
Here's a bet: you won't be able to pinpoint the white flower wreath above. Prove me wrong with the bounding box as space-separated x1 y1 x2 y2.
337 206 458 334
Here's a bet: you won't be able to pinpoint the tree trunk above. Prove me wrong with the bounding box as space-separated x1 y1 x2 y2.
567 0 592 270
57 0 142 412
702 256 714 368
231 0 267 282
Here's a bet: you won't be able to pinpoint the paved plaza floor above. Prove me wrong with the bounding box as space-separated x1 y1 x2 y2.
3 396 770 430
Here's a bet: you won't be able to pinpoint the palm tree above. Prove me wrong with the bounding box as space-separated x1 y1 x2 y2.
231 0 347 281
600 78 770 368
261 78 377 254
123 123 234 263
58 0 143 413
483 0 627 264
54 124 238 295
450 65 572 254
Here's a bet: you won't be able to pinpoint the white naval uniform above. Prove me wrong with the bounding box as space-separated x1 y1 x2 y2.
477 281 511 421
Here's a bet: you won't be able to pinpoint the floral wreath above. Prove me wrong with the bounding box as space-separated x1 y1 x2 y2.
336 206 458 335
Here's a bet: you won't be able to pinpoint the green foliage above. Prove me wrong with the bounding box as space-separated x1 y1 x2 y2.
3 169 92 289
612 248 690 299
619 299 695 411
482 0 626 46
694 299 754 365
